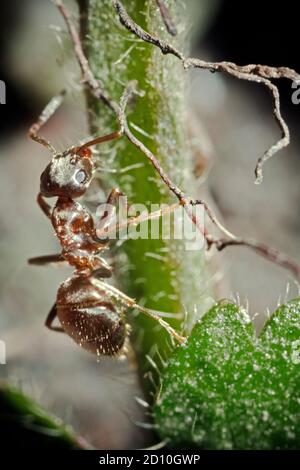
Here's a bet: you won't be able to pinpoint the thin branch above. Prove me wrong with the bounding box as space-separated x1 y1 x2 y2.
113 0 183 59
118 86 300 278
118 82 186 201
185 60 290 185
56 1 300 280
113 0 300 184
156 0 178 36
55 0 118 114
216 237 300 279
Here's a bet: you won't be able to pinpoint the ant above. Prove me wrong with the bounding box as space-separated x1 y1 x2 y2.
28 92 185 357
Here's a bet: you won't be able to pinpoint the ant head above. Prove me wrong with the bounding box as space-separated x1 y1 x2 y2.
40 147 93 198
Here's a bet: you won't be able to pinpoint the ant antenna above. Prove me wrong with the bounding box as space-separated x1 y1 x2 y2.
76 130 122 153
28 90 66 155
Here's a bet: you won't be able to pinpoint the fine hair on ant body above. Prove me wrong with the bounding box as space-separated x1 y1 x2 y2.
28 92 185 358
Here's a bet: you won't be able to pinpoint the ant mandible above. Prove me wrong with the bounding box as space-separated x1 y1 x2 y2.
28 92 185 357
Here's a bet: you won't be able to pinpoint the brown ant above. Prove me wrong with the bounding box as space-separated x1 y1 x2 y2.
28 92 185 357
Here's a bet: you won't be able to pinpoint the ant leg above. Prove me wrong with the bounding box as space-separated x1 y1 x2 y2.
156 0 178 36
130 302 186 344
28 254 66 266
96 188 126 235
97 190 179 239
28 91 65 154
37 192 52 219
106 188 124 205
45 304 65 333
99 202 181 239
90 278 186 344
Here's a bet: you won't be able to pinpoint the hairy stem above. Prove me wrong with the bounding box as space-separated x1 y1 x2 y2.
79 0 212 394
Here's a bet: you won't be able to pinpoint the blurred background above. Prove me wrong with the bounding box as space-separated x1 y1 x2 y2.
0 0 299 449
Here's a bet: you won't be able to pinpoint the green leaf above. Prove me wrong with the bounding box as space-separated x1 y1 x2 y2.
0 383 89 449
154 299 300 449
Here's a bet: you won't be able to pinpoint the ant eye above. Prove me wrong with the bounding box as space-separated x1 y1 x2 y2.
75 169 87 184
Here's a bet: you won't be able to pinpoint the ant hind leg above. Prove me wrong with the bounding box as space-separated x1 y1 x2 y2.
90 278 186 344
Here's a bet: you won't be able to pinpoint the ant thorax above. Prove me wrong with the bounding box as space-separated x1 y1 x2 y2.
52 197 107 274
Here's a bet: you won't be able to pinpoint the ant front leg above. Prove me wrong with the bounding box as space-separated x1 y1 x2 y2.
37 192 52 219
96 188 126 236
100 202 181 239
106 188 125 205
28 91 65 154
45 303 65 333
96 196 183 243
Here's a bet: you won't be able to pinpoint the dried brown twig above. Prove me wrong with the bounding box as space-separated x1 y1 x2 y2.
55 0 300 279
156 0 178 36
112 0 300 185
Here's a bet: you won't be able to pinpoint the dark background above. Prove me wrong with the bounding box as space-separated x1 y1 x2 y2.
1 0 300 135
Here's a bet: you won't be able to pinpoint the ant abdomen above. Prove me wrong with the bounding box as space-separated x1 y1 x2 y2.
57 276 127 356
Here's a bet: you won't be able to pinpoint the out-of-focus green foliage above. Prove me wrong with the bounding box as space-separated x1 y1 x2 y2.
0 383 89 449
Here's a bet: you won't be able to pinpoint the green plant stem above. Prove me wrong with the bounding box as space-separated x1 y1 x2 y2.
80 0 212 396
